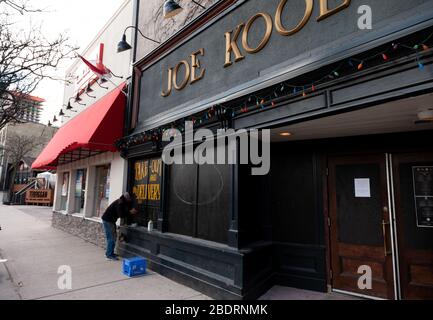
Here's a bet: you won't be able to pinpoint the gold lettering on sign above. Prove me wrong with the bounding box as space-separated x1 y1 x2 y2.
242 12 273 54
161 68 173 97
173 60 191 91
133 185 147 203
317 0 351 22
135 161 148 181
147 184 161 201
190 48 206 84
223 0 351 68
133 159 162 204
275 0 313 36
161 49 206 97
224 23 245 68
160 1 352 92
149 159 162 182
132 184 161 202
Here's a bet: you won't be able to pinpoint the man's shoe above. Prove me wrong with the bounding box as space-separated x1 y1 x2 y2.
106 255 119 261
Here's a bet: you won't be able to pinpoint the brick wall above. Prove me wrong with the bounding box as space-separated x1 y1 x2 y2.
52 211 106 248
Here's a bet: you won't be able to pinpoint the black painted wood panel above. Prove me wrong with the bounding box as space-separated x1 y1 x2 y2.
167 164 197 237
197 164 231 244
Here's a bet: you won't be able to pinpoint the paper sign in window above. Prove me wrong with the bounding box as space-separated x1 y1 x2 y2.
354 178 371 198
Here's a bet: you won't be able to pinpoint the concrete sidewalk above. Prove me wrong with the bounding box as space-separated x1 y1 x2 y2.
0 205 210 300
0 205 358 300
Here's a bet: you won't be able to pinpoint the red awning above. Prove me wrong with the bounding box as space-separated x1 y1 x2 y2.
32 84 126 170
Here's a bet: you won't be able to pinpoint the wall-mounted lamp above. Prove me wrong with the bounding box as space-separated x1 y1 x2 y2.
73 94 86 106
163 0 183 18
53 115 58 123
74 94 82 103
86 83 94 94
65 102 78 113
65 98 81 110
59 109 71 118
47 121 52 127
163 0 205 19
97 79 109 90
117 26 160 53
85 83 96 98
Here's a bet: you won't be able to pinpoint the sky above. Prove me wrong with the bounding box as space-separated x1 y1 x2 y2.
9 0 126 125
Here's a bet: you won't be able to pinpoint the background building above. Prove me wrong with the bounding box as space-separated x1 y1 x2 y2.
16 94 44 123
32 0 134 246
0 122 57 202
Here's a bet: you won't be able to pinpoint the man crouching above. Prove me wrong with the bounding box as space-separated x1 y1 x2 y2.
102 192 138 260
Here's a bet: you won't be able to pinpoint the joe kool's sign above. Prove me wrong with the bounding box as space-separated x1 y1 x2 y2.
138 0 433 128
161 0 350 97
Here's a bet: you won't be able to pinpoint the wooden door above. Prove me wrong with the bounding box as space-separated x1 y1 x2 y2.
328 154 395 299
392 152 433 300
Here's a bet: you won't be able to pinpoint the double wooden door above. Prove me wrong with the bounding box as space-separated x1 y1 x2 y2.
328 153 433 300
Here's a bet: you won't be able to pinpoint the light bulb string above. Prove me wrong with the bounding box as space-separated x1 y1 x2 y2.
118 29 433 148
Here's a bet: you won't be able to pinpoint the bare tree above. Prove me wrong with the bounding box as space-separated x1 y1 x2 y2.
0 0 41 14
0 0 77 130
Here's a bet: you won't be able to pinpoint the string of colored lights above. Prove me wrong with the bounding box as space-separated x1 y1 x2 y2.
117 29 433 149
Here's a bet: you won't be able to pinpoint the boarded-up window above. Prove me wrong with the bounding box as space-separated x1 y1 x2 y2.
166 162 231 244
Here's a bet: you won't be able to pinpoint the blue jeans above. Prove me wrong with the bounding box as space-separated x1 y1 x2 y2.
103 221 117 258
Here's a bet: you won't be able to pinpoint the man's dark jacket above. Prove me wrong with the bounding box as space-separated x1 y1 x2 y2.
101 196 132 224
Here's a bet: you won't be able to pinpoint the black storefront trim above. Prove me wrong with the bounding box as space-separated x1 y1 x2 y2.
118 225 330 299
118 227 245 299
121 2 433 298
118 48 433 299
234 51 433 130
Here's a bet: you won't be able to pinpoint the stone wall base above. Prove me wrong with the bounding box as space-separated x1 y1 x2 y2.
52 211 106 248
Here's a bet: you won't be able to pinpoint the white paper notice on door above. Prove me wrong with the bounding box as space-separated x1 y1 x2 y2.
354 178 371 198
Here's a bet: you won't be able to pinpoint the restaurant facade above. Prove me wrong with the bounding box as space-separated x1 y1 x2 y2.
115 0 433 300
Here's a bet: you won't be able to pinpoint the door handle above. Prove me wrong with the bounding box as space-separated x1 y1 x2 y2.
382 220 392 257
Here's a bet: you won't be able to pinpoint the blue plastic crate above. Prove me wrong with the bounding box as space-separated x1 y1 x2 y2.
122 257 147 277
